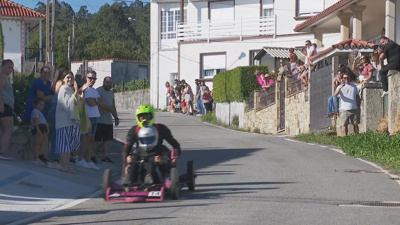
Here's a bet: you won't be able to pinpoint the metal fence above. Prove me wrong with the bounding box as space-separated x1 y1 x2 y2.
259 83 276 110
287 72 304 96
113 79 150 93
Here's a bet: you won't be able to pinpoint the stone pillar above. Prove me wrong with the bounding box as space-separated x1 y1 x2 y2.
337 12 352 41
388 70 400 135
350 5 366 40
311 27 323 48
254 91 260 110
385 0 395 40
359 83 384 133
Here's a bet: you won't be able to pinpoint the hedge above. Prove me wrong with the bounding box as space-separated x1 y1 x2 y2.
113 79 150 93
213 65 269 103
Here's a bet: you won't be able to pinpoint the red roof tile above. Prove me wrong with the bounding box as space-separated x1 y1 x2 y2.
71 58 150 64
1 0 45 18
310 38 377 62
294 0 356 32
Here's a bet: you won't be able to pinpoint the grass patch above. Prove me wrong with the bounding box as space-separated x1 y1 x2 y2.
294 131 400 174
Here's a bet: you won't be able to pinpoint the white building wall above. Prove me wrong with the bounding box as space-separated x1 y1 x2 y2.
151 2 161 109
235 0 260 19
2 20 22 71
179 34 313 92
71 61 112 89
396 0 400 43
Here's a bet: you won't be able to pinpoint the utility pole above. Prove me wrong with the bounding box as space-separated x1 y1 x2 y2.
178 0 184 80
72 15 76 61
67 36 70 67
45 0 50 64
51 0 56 67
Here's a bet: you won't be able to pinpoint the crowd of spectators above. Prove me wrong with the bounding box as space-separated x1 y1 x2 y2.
165 79 214 116
0 63 119 174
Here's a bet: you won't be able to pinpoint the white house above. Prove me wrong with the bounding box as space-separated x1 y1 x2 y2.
293 0 400 45
71 59 150 89
150 0 345 109
1 0 45 72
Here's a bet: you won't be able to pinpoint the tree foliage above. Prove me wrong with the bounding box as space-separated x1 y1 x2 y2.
29 0 150 67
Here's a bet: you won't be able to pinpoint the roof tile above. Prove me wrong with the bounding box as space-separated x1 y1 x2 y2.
1 0 45 18
310 38 377 62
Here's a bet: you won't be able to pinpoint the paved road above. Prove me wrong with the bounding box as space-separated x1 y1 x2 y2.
23 110 400 225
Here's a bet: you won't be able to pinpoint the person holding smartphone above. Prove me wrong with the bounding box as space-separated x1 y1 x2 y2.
334 66 361 136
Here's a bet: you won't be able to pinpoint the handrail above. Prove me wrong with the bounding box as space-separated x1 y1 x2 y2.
177 16 275 42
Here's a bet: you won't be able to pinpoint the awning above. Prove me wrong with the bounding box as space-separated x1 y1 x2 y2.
253 47 305 60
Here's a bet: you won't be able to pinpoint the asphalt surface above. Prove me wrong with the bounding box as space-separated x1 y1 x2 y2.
23 110 400 225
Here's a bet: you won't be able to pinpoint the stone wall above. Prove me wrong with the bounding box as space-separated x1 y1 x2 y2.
114 90 150 111
215 102 246 128
359 83 385 133
285 91 310 135
388 70 400 135
244 103 277 134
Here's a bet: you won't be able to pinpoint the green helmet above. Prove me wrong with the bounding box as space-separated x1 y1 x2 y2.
136 104 155 127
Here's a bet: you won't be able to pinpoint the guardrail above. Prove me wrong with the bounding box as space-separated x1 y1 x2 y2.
259 83 276 110
177 16 275 42
287 72 304 96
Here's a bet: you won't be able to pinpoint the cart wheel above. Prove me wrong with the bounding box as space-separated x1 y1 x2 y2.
103 169 112 200
170 168 179 200
187 161 195 191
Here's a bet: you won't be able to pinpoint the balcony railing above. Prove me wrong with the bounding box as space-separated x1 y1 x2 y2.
177 16 275 42
25 47 43 61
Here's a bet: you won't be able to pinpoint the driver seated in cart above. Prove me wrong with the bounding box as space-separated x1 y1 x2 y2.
122 104 181 185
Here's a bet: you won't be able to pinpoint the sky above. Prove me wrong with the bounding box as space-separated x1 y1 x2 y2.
14 0 149 13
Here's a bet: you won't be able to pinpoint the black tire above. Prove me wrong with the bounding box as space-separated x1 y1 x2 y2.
187 161 195 191
103 169 112 200
170 168 179 200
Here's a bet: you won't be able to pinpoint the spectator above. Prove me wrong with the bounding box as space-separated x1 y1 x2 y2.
76 71 101 170
165 81 172 108
55 71 88 174
202 87 213 113
194 79 205 116
95 76 119 163
182 80 194 115
30 97 49 165
305 40 317 65
23 66 52 122
378 36 400 97
180 89 187 114
47 66 69 168
169 92 178 112
370 51 381 82
0 59 15 160
289 48 297 63
352 55 375 83
325 65 345 118
334 66 361 136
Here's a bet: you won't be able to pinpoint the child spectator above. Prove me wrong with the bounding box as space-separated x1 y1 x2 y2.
202 87 213 113
31 97 49 165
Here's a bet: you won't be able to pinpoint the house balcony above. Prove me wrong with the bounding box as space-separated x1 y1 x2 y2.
176 16 275 42
25 47 43 62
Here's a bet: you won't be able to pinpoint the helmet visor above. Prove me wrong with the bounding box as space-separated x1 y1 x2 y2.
138 113 153 122
139 136 157 145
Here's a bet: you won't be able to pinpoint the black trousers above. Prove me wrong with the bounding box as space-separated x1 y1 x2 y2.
379 63 400 92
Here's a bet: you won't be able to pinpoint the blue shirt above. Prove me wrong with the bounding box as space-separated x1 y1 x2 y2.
23 78 51 121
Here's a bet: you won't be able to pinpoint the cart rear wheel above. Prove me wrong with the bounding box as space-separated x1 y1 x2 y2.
187 161 195 191
103 169 112 200
170 168 179 200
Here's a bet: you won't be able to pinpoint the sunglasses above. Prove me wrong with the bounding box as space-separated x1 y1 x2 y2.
87 77 97 81
343 77 348 79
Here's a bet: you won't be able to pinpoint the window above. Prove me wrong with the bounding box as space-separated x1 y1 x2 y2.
201 53 226 78
250 50 261 65
263 8 274 18
161 9 187 39
296 0 324 17
170 73 178 84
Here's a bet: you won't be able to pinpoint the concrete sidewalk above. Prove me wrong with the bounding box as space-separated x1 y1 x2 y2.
0 140 124 225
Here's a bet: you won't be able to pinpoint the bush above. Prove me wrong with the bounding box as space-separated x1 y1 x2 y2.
12 72 40 124
213 65 270 103
201 112 218 124
232 114 239 127
294 131 400 174
113 79 150 93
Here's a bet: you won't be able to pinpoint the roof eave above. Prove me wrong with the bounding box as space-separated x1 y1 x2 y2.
293 0 357 33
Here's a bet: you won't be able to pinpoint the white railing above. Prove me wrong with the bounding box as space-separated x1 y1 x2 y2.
176 16 275 42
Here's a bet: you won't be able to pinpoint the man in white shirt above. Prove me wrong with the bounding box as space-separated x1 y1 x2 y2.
76 71 101 170
305 40 317 64
334 73 361 136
